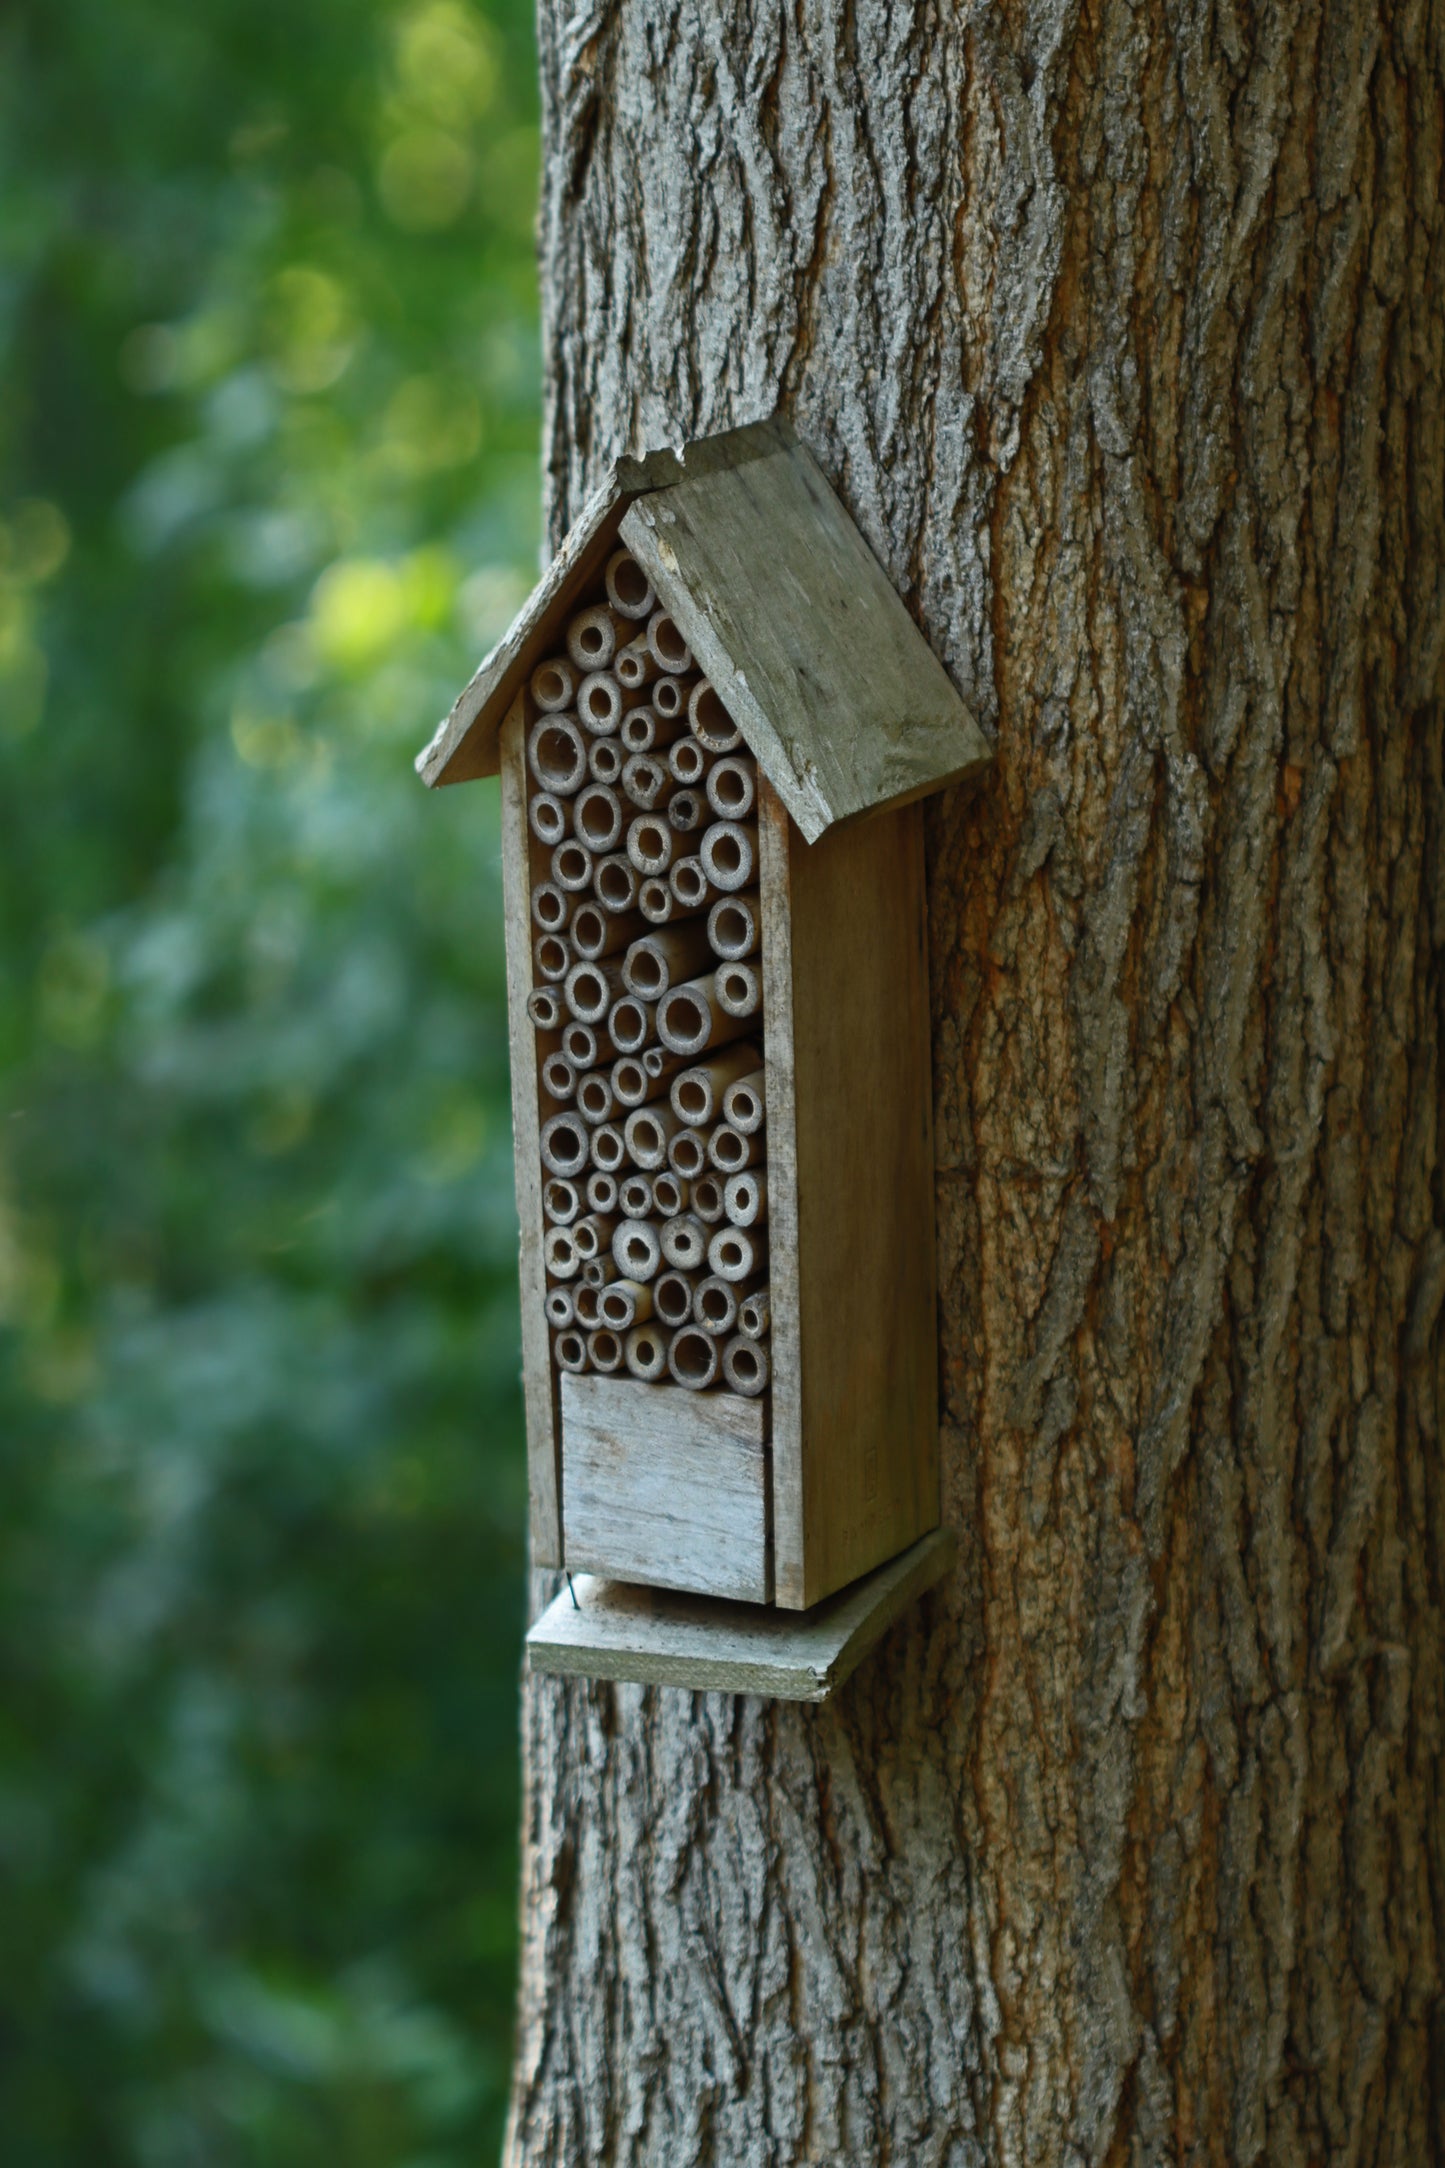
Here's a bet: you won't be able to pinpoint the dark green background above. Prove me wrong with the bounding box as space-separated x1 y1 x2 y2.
0 0 538 2157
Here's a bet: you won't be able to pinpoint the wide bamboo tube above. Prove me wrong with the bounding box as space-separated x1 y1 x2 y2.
573 783 624 855
527 714 587 796
554 1328 589 1375
588 1121 626 1173
614 636 660 691
653 1271 695 1327
690 1173 726 1224
604 547 655 621
621 753 674 812
593 852 640 914
660 1214 709 1271
528 791 568 847
600 1278 653 1330
543 1224 582 1279
623 1323 669 1381
606 994 655 1054
651 1170 690 1217
651 673 695 722
723 1171 768 1227
704 754 756 820
544 1285 575 1329
561 1020 610 1069
618 1172 654 1219
527 986 564 1031
694 1272 763 1336
707 1122 764 1172
638 879 675 924
585 1170 619 1216
625 814 675 878
542 1176 581 1224
666 1128 708 1180
720 1068 766 1134
540 1112 590 1180
587 1327 624 1375
529 880 570 933
623 921 714 999
609 1057 651 1111
623 1102 682 1170
612 1218 663 1282
564 956 626 1025
667 1326 719 1392
645 608 693 675
571 901 648 960
540 1052 576 1103
669 1042 762 1127
575 1071 616 1125
707 1226 762 1282
687 679 742 753
577 671 628 737
668 855 720 912
714 960 761 1019
707 888 760 961
565 604 627 672
587 738 624 785
551 838 593 893
667 737 707 786
722 1334 769 1397
738 1288 770 1341
699 820 758 893
530 655 577 712
657 973 751 1056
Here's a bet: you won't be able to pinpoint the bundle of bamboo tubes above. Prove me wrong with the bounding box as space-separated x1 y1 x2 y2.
529 550 770 1400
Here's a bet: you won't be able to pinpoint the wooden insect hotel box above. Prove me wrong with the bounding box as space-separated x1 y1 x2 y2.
418 415 990 1698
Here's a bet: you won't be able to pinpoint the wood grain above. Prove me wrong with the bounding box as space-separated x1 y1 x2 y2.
560 1372 771 1603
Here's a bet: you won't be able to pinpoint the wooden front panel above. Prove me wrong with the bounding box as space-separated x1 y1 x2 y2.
561 1375 772 1603
759 782 940 1608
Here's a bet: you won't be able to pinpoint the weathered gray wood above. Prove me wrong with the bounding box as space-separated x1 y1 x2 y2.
527 1526 955 1700
620 433 991 843
559 1372 771 1602
498 698 561 1564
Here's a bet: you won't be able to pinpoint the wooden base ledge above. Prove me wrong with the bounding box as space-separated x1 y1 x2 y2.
526 1527 955 1703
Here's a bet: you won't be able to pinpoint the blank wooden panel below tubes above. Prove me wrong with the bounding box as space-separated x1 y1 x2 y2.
499 698 562 1562
759 776 938 1609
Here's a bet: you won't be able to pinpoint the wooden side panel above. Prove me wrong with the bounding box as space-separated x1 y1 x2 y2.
499 697 562 1563
560 1375 771 1604
760 779 939 1608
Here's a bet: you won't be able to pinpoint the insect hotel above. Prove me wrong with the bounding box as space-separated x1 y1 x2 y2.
418 416 990 1698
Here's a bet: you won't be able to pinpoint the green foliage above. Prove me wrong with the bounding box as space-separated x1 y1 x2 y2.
0 0 539 2157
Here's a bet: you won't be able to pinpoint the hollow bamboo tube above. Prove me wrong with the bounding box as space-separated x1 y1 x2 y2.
533 929 570 984
646 608 693 675
625 813 676 878
693 1271 763 1335
540 1052 577 1103
738 1287 771 1341
723 1171 768 1228
571 1213 618 1262
699 820 758 894
624 1323 670 1381
577 671 628 737
651 673 696 722
582 1256 619 1289
528 791 568 847
612 1218 663 1282
575 1072 616 1126
589 1121 626 1172
554 1327 589 1375
600 1277 654 1330
573 1282 602 1326
621 705 686 754
660 1214 709 1271
707 1122 764 1172
542 1176 581 1224
618 1172 654 1219
668 1326 719 1391
667 791 705 836
562 1020 610 1070
544 1285 575 1328
614 636 660 691
530 655 578 712
707 889 760 961
657 973 751 1057
707 1225 761 1282
586 1170 619 1215
668 737 707 786
564 956 626 1025
566 604 627 672
540 1111 590 1179
704 754 756 820
692 1174 726 1225
588 738 624 785
720 1068 766 1134
605 547 655 621
571 901 649 960
609 1057 652 1110
623 921 715 1000
624 1102 682 1170
587 1327 625 1375
722 1334 769 1397
666 1127 708 1180
688 679 742 753
651 1171 690 1217
638 879 676 924
621 754 675 812
714 960 761 1019
593 852 640 914
543 1224 582 1280
551 838 593 893
669 1042 762 1128
653 1271 696 1327
642 1048 667 1077
573 783 624 855
668 856 720 913
606 994 655 1054
530 880 571 934
527 714 587 796
527 986 565 1032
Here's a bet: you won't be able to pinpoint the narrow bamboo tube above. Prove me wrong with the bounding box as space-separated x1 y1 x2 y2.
606 994 655 1053
618 1172 654 1218
653 1271 695 1327
540 1111 590 1179
565 604 627 672
667 791 705 835
564 956 625 1025
551 838 593 893
574 1071 616 1125
571 900 648 960
612 1218 663 1282
609 1057 652 1110
707 889 760 960
666 1128 708 1180
704 754 756 820
605 547 655 621
554 1327 589 1375
699 820 758 893
582 1256 618 1289
625 813 675 877
688 679 742 753
642 1047 668 1077
527 714 587 796
646 608 693 675
614 636 660 691
562 1020 610 1070
668 856 720 912
544 1285 575 1328
587 1327 625 1374
540 1052 576 1103
723 1171 768 1227
738 1288 771 1341
543 1224 581 1279
651 673 695 722
721 1068 766 1134
621 706 686 753
585 1170 619 1215
623 921 714 1000
715 960 761 1019
587 738 624 785
638 879 675 924
668 737 707 786
623 1102 682 1170
528 791 568 847
577 671 628 737
707 1225 761 1282
651 1170 690 1217
657 973 751 1057
532 932 570 984
571 1212 617 1261
529 880 570 933
668 1326 719 1391
593 852 640 914
530 655 577 712
694 1272 762 1335
527 986 565 1031
669 1042 762 1127
572 1282 600 1327
707 1122 764 1172
624 1323 669 1381
621 754 674 812
600 1278 654 1330
722 1334 769 1397
542 1177 581 1224
589 1121 626 1172
660 1214 709 1271
573 783 624 855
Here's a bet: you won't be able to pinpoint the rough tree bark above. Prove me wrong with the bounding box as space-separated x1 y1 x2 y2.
505 0 1445 2156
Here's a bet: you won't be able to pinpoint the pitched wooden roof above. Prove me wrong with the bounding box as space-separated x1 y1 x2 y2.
416 413 989 843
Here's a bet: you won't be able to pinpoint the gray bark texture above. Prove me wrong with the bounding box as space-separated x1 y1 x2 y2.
506 0 1445 2156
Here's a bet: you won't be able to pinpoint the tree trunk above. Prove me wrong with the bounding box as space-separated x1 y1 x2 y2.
507 0 1445 2156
